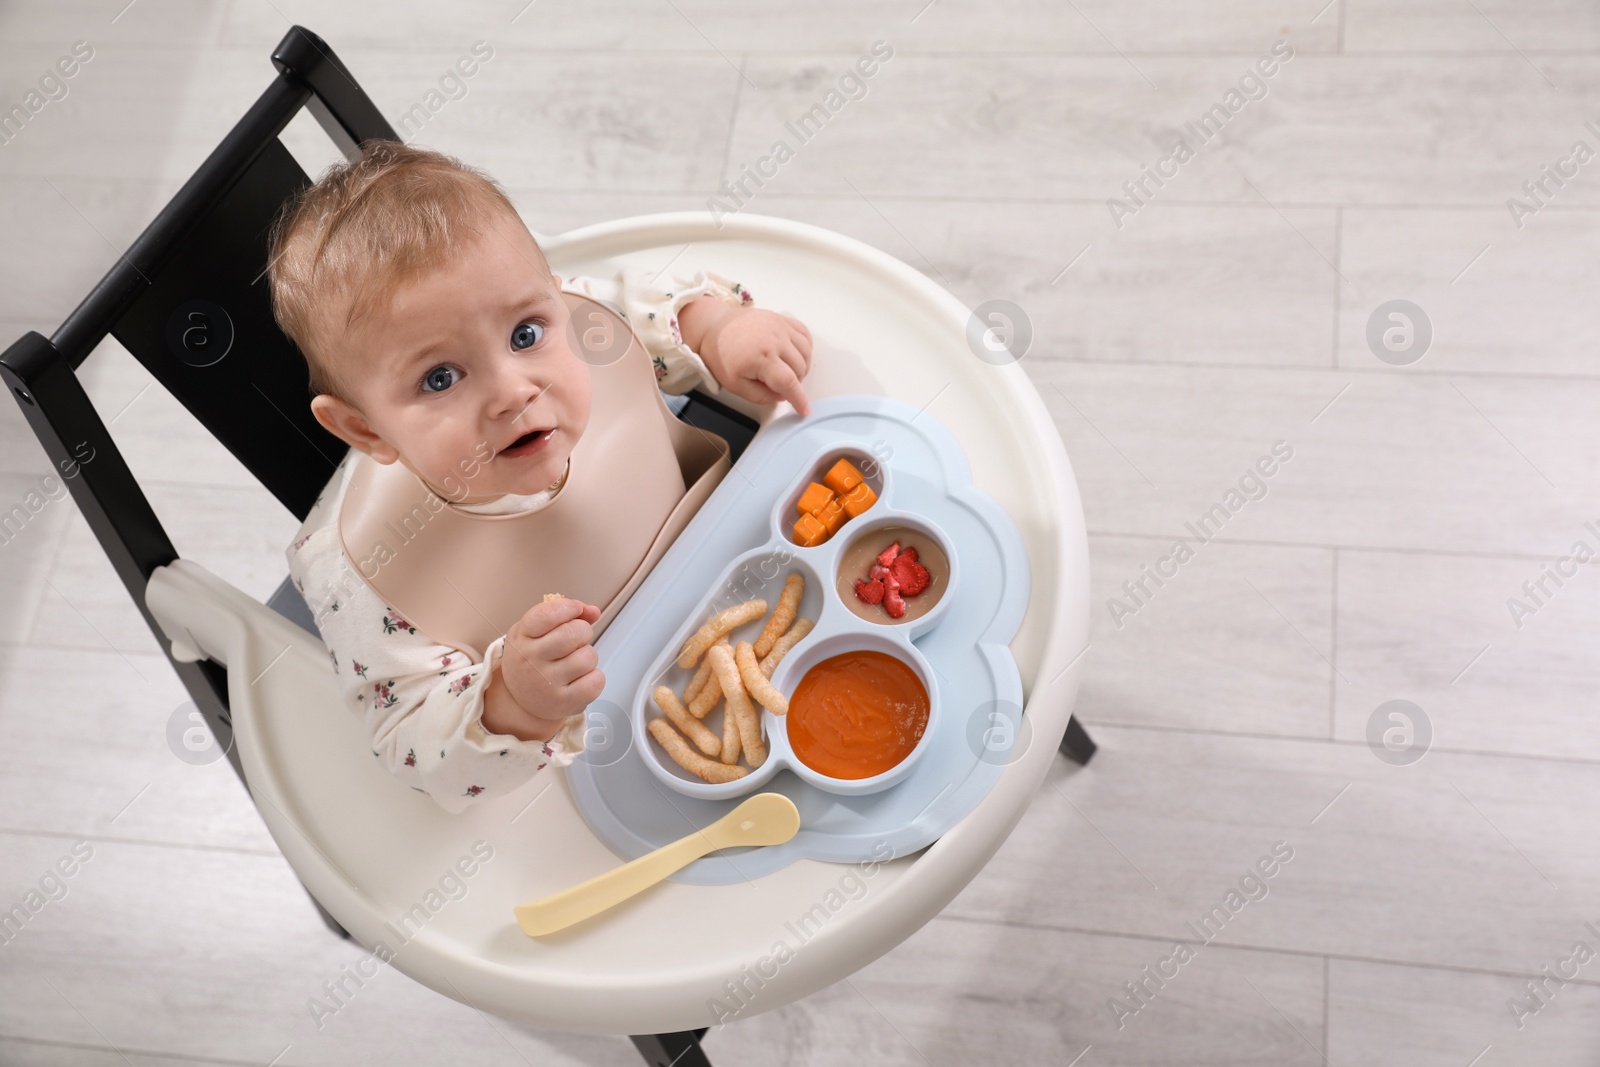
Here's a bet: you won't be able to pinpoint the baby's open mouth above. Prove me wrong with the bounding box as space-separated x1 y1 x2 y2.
500 427 554 457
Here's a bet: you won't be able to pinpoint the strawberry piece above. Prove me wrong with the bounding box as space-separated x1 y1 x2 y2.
884 586 906 618
868 563 891 583
854 578 885 605
891 556 930 596
875 541 901 568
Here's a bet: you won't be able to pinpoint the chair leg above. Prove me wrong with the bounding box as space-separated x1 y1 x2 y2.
630 1030 712 1066
1059 715 1097 765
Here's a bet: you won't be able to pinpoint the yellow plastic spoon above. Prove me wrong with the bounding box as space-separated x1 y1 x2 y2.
514 791 801 937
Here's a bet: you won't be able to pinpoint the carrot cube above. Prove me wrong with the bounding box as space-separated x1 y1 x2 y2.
796 482 835 516
840 482 877 517
823 459 864 495
793 513 828 546
817 497 847 535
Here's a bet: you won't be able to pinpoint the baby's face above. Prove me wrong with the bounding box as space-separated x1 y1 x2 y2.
313 211 592 505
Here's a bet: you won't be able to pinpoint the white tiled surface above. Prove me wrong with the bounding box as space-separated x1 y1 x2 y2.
3 1 1599 1063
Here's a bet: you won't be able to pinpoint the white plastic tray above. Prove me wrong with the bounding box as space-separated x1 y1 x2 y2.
567 393 1029 884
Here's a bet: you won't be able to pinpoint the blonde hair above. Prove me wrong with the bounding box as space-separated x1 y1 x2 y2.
266 139 542 404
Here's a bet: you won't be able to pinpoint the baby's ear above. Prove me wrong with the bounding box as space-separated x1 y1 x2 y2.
310 394 401 463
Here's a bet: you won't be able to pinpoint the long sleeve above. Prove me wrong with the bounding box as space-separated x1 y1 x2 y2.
562 268 755 398
285 462 585 814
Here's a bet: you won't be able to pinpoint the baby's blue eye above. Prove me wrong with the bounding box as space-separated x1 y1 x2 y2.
421 366 458 393
511 321 544 350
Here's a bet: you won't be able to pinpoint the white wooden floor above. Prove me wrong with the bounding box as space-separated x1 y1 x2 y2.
4 1 1600 1063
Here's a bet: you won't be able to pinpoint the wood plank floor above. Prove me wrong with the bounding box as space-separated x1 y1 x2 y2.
3 1 1599 1063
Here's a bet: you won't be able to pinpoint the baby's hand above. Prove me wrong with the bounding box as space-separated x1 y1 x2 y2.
482 597 605 742
685 301 814 417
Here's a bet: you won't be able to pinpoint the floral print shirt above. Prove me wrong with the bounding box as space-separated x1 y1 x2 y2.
285 268 753 814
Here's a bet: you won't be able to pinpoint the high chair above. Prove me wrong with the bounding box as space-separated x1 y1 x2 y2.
0 26 1095 1065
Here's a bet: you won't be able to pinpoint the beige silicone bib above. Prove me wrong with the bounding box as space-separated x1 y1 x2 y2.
337 290 731 662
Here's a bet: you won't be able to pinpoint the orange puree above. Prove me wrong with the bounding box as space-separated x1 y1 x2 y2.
787 650 929 780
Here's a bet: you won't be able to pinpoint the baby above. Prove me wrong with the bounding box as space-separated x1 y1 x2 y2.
269 141 813 812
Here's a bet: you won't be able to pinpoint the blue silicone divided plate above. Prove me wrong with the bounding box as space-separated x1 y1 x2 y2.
565 393 1030 885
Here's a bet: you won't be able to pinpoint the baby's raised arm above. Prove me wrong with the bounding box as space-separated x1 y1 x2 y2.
562 268 813 415
678 295 813 416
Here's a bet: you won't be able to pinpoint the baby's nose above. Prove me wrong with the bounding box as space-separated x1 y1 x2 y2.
494 371 543 417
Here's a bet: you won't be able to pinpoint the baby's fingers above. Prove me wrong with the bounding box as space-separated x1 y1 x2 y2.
774 337 807 385
547 642 600 688
757 355 811 417
515 596 592 641
785 327 812 373
784 316 813 361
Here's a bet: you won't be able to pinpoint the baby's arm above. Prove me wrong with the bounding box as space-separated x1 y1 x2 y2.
480 595 606 742
289 526 583 814
677 293 813 416
562 269 813 414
